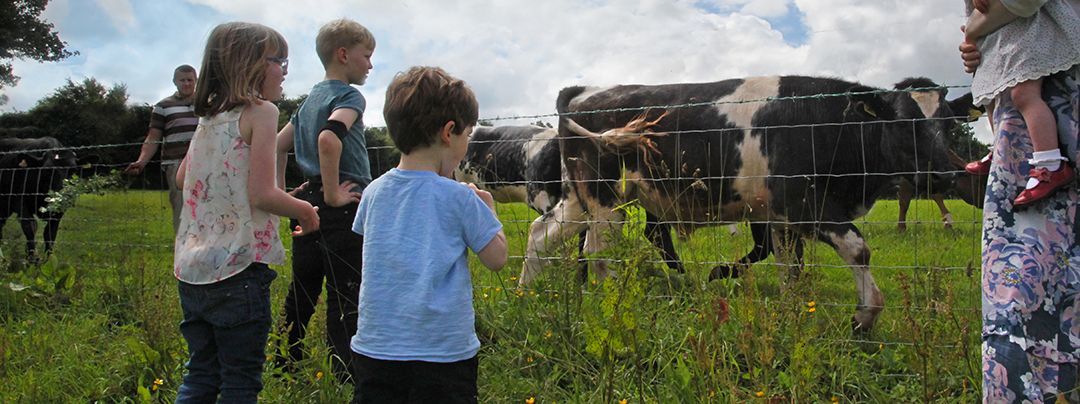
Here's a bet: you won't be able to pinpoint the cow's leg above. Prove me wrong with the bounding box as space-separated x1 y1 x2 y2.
644 212 683 273
931 193 953 229
709 221 773 280
768 225 805 284
522 195 588 285
18 214 36 260
816 223 884 334
40 212 62 257
581 207 623 283
575 230 588 284
897 181 913 232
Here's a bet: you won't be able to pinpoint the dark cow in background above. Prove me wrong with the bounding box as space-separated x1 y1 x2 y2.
524 76 972 333
896 148 986 231
0 137 82 261
454 125 684 280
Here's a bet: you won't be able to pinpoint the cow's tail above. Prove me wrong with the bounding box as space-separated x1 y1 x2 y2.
564 111 668 157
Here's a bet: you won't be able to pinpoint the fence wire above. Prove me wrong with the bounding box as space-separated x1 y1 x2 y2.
0 83 988 379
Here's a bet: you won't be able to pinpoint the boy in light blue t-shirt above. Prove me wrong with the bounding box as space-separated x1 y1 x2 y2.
349 66 507 403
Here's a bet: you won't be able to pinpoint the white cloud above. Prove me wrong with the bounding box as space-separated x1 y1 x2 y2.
94 0 136 32
5 0 979 134
740 0 790 18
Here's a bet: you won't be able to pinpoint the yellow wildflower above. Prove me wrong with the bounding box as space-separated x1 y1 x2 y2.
619 400 628 404
510 276 518 282
831 396 839 403
807 307 817 313
526 356 534 363
544 330 553 339
316 371 324 380
525 398 535 404
806 301 816 308
755 391 765 397
152 378 163 392
496 287 502 292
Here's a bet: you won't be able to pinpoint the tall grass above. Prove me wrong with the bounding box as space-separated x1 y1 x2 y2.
0 190 983 402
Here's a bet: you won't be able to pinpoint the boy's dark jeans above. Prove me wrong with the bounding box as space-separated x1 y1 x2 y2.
279 184 363 383
350 353 478 404
176 263 276 404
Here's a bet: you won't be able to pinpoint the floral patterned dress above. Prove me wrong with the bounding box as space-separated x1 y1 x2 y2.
982 67 1080 403
173 107 285 284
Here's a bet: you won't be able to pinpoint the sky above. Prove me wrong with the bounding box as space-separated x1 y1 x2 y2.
1 0 987 140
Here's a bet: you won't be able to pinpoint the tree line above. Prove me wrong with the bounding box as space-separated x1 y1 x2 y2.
0 78 400 189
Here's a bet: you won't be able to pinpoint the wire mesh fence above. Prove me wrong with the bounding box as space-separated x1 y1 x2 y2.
0 81 990 397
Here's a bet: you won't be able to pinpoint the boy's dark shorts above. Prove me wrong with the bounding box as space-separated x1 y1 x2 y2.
350 352 478 404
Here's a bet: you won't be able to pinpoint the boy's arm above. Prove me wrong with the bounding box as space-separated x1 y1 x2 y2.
276 122 294 191
477 230 508 271
468 184 508 270
318 108 362 207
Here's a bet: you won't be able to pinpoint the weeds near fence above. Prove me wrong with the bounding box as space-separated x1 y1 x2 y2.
0 191 983 402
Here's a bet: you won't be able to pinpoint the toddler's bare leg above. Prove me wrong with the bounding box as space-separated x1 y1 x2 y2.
1011 79 1058 154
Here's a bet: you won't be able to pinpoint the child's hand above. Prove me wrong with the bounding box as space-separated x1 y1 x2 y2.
973 0 989 14
293 205 320 236
326 181 362 207
465 183 496 211
288 181 310 197
959 26 982 73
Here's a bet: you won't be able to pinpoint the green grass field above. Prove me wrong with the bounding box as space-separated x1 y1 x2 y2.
0 190 985 402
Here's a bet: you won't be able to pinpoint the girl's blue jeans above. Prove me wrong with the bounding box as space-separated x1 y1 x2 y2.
175 263 276 404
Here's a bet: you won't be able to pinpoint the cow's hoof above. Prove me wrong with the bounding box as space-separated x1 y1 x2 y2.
896 223 907 233
850 316 874 337
708 265 741 281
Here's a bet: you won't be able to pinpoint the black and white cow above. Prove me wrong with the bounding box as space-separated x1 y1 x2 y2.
0 137 82 261
455 125 684 280
523 76 972 333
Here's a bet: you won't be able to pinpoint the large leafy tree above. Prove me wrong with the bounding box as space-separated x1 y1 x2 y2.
27 78 133 165
0 0 77 91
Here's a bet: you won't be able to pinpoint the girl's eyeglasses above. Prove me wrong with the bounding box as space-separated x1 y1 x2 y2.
266 57 289 69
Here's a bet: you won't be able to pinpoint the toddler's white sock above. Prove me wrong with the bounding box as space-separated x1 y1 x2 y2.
1026 150 1066 189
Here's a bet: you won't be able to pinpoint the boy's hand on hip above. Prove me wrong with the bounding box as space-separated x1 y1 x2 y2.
326 181 362 207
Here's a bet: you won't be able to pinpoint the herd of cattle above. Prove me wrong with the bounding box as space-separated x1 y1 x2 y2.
456 75 986 333
0 75 985 334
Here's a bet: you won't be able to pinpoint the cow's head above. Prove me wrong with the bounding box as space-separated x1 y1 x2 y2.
18 148 80 192
881 78 969 192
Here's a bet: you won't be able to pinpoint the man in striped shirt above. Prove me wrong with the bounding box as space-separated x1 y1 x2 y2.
124 65 197 233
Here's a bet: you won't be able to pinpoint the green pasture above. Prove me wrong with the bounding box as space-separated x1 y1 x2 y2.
0 190 985 402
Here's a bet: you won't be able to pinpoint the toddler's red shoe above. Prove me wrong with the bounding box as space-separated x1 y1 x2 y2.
965 154 992 176
1014 165 1075 207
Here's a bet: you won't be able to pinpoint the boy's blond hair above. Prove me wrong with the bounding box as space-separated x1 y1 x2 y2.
383 66 478 154
316 19 375 68
194 22 287 117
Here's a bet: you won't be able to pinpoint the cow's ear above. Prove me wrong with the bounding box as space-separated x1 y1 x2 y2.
18 151 45 167
947 93 981 122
